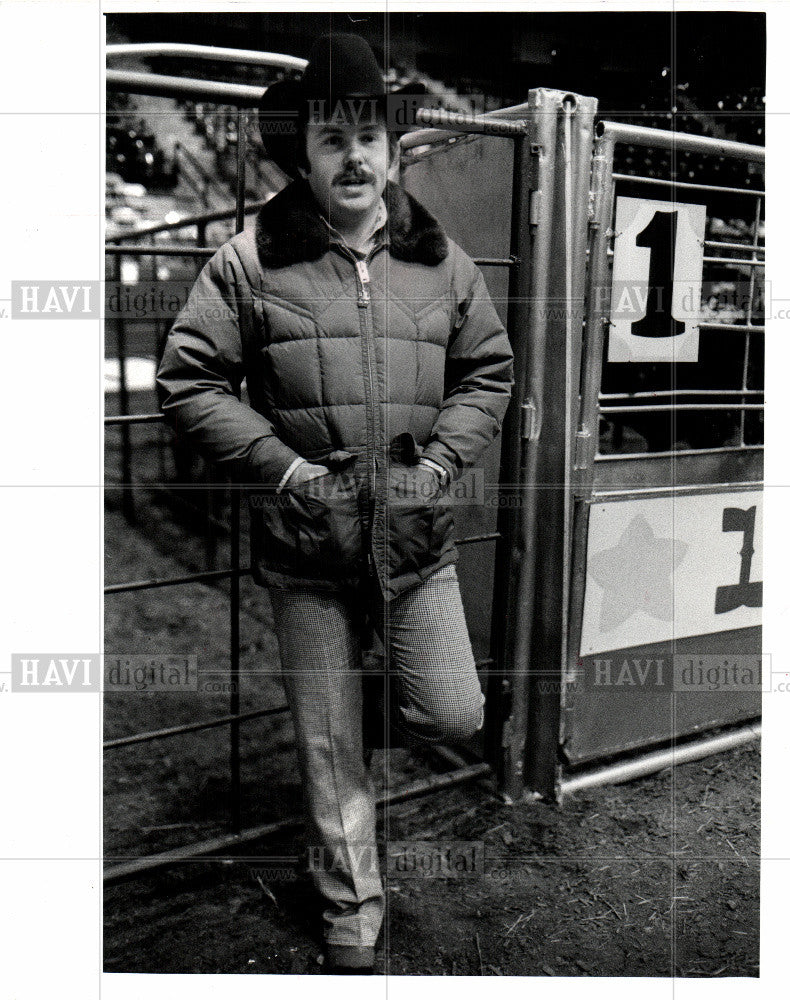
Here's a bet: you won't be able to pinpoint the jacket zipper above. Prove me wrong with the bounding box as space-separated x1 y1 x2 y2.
355 257 378 585
333 240 387 584
353 257 376 493
335 242 385 475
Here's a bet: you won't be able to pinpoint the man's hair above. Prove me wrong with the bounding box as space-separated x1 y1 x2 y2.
296 101 399 175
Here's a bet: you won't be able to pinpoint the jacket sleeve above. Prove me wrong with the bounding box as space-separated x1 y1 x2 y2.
421 248 515 481
155 243 301 486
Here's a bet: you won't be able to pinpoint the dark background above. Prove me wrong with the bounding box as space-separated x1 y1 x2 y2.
108 10 765 140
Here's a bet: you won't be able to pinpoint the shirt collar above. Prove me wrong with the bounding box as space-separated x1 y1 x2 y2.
322 198 389 256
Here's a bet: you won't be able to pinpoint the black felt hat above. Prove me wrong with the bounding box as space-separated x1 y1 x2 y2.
257 33 425 177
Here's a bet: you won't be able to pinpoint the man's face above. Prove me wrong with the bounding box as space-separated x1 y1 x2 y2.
300 110 391 226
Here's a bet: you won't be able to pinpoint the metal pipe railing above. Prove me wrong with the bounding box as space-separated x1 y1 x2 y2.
107 199 269 242
104 566 247 595
612 173 764 198
598 120 765 163
701 322 765 333
104 705 290 750
414 107 528 137
103 757 493 884
107 69 266 107
705 239 764 253
600 389 764 400
599 403 764 414
560 721 760 797
105 412 164 427
702 255 764 267
596 444 763 462
106 43 307 72
104 245 216 258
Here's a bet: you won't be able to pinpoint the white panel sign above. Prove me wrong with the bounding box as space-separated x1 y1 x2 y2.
580 491 762 657
607 196 706 363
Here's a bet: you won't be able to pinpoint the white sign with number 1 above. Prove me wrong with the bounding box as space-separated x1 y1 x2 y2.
607 196 706 363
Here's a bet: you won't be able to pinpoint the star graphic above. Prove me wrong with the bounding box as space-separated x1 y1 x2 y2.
588 513 689 632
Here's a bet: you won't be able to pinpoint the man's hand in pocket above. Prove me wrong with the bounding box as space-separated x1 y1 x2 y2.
389 462 442 504
288 461 331 488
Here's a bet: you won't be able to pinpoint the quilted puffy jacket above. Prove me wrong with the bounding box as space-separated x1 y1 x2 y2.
156 177 514 600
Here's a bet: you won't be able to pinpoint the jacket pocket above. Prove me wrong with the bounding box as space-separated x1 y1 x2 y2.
386 462 443 577
254 470 363 578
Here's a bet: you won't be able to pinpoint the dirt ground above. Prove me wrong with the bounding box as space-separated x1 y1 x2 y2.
104 743 760 978
104 483 759 978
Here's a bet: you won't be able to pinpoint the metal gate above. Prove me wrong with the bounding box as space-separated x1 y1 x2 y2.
527 121 764 797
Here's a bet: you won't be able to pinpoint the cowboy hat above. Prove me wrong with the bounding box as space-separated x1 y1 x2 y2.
257 33 426 177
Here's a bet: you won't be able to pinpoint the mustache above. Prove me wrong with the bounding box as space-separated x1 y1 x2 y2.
334 169 373 183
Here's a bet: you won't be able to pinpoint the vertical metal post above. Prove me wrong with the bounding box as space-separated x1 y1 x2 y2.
512 92 560 800
195 207 218 569
576 134 616 478
485 130 530 798
508 90 597 800
740 195 762 445
155 327 168 489
563 130 616 723
149 250 166 488
114 251 135 523
229 108 247 835
559 97 577 680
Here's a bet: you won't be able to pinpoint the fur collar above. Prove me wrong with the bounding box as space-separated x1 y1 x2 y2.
254 177 449 268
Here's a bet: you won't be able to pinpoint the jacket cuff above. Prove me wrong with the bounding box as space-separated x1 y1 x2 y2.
418 457 450 487
420 443 457 483
275 457 307 494
246 436 303 488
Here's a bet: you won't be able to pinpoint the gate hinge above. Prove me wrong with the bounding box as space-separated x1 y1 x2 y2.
527 142 544 227
589 154 608 227
522 400 540 441
529 188 542 227
588 187 597 225
574 425 592 469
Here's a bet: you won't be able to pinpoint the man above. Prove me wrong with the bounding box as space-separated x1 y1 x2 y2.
156 33 514 973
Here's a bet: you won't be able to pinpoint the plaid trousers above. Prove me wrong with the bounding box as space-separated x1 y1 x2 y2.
269 563 484 961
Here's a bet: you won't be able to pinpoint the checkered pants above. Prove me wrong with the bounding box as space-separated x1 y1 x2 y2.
269 563 484 955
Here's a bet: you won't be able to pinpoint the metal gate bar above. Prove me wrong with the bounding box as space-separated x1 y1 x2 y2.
104 759 493 884
560 722 760 798
104 705 290 750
